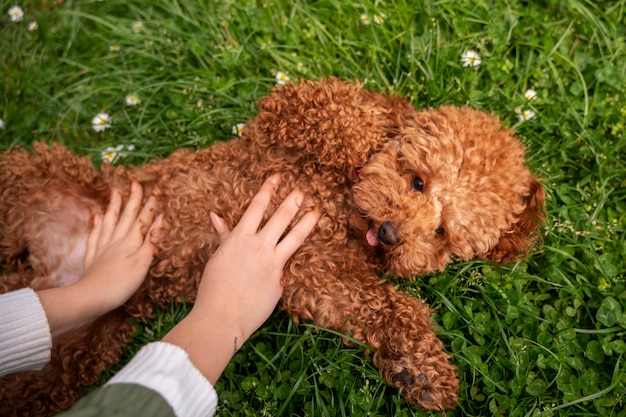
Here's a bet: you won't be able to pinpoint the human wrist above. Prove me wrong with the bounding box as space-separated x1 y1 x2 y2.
66 277 116 318
37 283 101 338
162 309 246 384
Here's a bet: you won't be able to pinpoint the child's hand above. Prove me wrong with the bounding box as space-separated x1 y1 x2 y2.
81 181 162 316
199 173 320 342
38 182 162 338
163 174 320 383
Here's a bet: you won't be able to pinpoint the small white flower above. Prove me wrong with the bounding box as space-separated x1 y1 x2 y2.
516 108 536 121
0 118 5 129
8 5 24 22
100 144 134 164
276 71 290 86
109 44 120 52
125 94 140 106
461 50 481 68
28 20 38 31
101 145 123 163
524 89 538 101
132 21 144 33
373 13 386 24
92 113 111 132
360 14 371 25
232 123 245 137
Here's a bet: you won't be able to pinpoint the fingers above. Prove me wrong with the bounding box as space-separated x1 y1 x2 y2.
148 214 164 244
210 212 231 243
111 182 144 242
135 214 163 261
91 183 159 257
211 174 319 262
98 188 123 249
237 174 281 232
84 214 102 269
259 187 305 241
276 209 320 263
132 195 157 232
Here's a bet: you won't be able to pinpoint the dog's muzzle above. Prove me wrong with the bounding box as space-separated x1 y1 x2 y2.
377 221 400 246
366 221 400 247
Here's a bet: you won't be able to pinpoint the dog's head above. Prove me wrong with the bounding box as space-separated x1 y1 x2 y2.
351 106 545 277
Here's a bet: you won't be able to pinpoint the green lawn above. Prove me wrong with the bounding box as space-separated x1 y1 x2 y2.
2 0 625 416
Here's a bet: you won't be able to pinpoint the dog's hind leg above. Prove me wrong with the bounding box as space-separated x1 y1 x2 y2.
0 143 108 291
1 186 102 291
25 188 103 289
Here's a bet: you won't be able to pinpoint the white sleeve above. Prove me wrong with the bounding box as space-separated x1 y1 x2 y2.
0 288 52 377
107 342 218 417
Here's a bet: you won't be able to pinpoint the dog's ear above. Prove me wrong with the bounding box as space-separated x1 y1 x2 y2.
481 177 546 263
247 78 396 172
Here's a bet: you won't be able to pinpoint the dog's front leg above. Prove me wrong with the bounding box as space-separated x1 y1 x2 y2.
281 248 458 412
363 284 459 412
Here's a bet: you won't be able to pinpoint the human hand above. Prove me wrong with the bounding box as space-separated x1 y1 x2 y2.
163 174 320 383
79 181 163 317
198 173 320 342
38 181 162 338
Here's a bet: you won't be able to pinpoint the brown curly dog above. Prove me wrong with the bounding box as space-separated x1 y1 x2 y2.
0 78 545 416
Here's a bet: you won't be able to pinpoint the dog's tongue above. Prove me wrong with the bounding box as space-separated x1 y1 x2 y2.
366 229 378 246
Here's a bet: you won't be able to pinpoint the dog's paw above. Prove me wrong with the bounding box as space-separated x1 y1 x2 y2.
374 344 458 413
392 366 458 413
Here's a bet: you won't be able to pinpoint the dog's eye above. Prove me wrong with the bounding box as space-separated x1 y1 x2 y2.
435 226 445 236
412 176 425 192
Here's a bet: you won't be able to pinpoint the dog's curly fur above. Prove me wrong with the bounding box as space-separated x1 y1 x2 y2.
0 78 545 416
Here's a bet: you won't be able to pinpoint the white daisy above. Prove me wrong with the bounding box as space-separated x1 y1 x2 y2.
132 21 144 33
100 144 135 164
524 89 538 101
0 118 5 129
461 50 481 68
360 14 371 25
373 13 386 24
109 44 120 52
92 113 111 132
516 108 536 122
101 145 124 163
8 5 24 22
232 123 245 137
276 71 290 86
125 94 140 106
28 20 38 31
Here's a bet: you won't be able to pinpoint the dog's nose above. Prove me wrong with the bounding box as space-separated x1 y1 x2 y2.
378 221 399 246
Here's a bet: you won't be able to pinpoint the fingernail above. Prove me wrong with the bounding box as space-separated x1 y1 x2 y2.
294 194 304 207
149 214 163 238
154 214 163 226
269 173 280 185
294 188 305 207
210 212 225 234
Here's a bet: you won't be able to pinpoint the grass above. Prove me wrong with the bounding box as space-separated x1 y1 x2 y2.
2 0 625 415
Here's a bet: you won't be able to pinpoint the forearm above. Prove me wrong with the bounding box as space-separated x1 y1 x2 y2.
37 282 106 338
161 311 244 385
